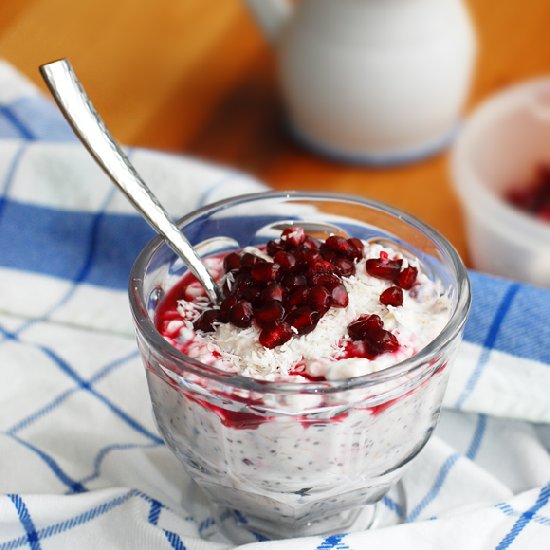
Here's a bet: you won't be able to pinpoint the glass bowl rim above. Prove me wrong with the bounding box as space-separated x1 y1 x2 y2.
128 191 471 395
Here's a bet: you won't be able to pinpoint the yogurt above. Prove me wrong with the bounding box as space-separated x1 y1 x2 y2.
146 229 455 540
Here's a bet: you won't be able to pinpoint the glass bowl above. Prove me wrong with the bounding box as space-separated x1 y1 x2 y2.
128 192 471 542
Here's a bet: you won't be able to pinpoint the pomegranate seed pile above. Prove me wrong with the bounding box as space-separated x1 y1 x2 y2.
194 227 418 358
505 166 550 222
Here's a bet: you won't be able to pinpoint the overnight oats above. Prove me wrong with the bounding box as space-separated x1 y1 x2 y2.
129 192 471 542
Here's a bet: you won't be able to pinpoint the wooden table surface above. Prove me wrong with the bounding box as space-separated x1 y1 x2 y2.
2 0 550 265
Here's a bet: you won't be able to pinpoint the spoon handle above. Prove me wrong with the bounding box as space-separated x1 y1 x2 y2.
39 59 220 303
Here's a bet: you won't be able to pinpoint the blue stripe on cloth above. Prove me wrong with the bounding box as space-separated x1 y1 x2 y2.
234 510 248 524
41 186 116 298
0 323 163 497
0 202 291 290
463 272 550 364
6 494 41 550
0 105 36 140
466 414 487 460
463 272 516 345
0 489 138 549
251 531 270 542
0 199 155 289
0 97 76 142
382 495 405 519
163 530 187 550
148 499 162 525
406 453 461 522
8 349 138 434
403 409 486 523
74 441 161 490
88 388 163 445
315 534 349 549
136 492 185 545
0 117 28 139
6 187 117 339
495 483 550 550
0 323 163 445
496 503 550 527
0 142 27 215
456 283 521 409
491 283 550 365
7 386 79 435
198 518 215 535
8 433 87 494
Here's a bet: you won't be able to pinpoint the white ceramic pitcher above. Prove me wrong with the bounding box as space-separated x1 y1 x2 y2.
246 0 477 165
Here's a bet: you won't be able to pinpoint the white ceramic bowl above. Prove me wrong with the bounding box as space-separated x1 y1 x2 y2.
452 78 550 287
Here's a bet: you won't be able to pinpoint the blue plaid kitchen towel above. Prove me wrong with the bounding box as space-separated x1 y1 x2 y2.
0 60 549 549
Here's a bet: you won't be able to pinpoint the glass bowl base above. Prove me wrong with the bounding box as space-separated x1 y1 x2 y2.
211 502 379 544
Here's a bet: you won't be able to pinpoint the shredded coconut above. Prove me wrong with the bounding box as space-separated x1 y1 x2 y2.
170 243 451 381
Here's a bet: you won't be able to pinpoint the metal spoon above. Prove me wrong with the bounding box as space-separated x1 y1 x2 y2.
39 58 221 303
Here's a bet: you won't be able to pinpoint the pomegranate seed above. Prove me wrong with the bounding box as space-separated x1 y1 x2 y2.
319 247 337 262
281 226 305 248
380 286 403 307
397 266 418 290
194 309 220 332
259 322 293 348
233 273 254 297
347 238 365 260
365 258 403 282
219 295 238 322
255 301 285 328
240 285 261 305
365 328 399 356
228 301 254 328
282 272 308 289
211 230 407 351
332 257 355 277
295 248 322 267
308 286 332 314
285 263 308 275
273 250 296 269
309 272 341 290
286 306 320 334
251 262 280 284
261 283 285 303
331 284 348 307
308 259 335 275
267 240 284 256
287 286 310 307
223 252 241 272
347 314 384 340
325 235 351 255
241 253 265 269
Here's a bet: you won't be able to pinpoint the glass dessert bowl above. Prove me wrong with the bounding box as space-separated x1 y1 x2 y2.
128 192 471 543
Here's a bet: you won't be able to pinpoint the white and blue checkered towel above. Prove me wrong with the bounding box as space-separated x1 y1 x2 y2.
0 60 549 550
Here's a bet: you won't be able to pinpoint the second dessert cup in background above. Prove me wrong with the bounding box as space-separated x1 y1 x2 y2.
129 192 471 543
452 78 550 287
